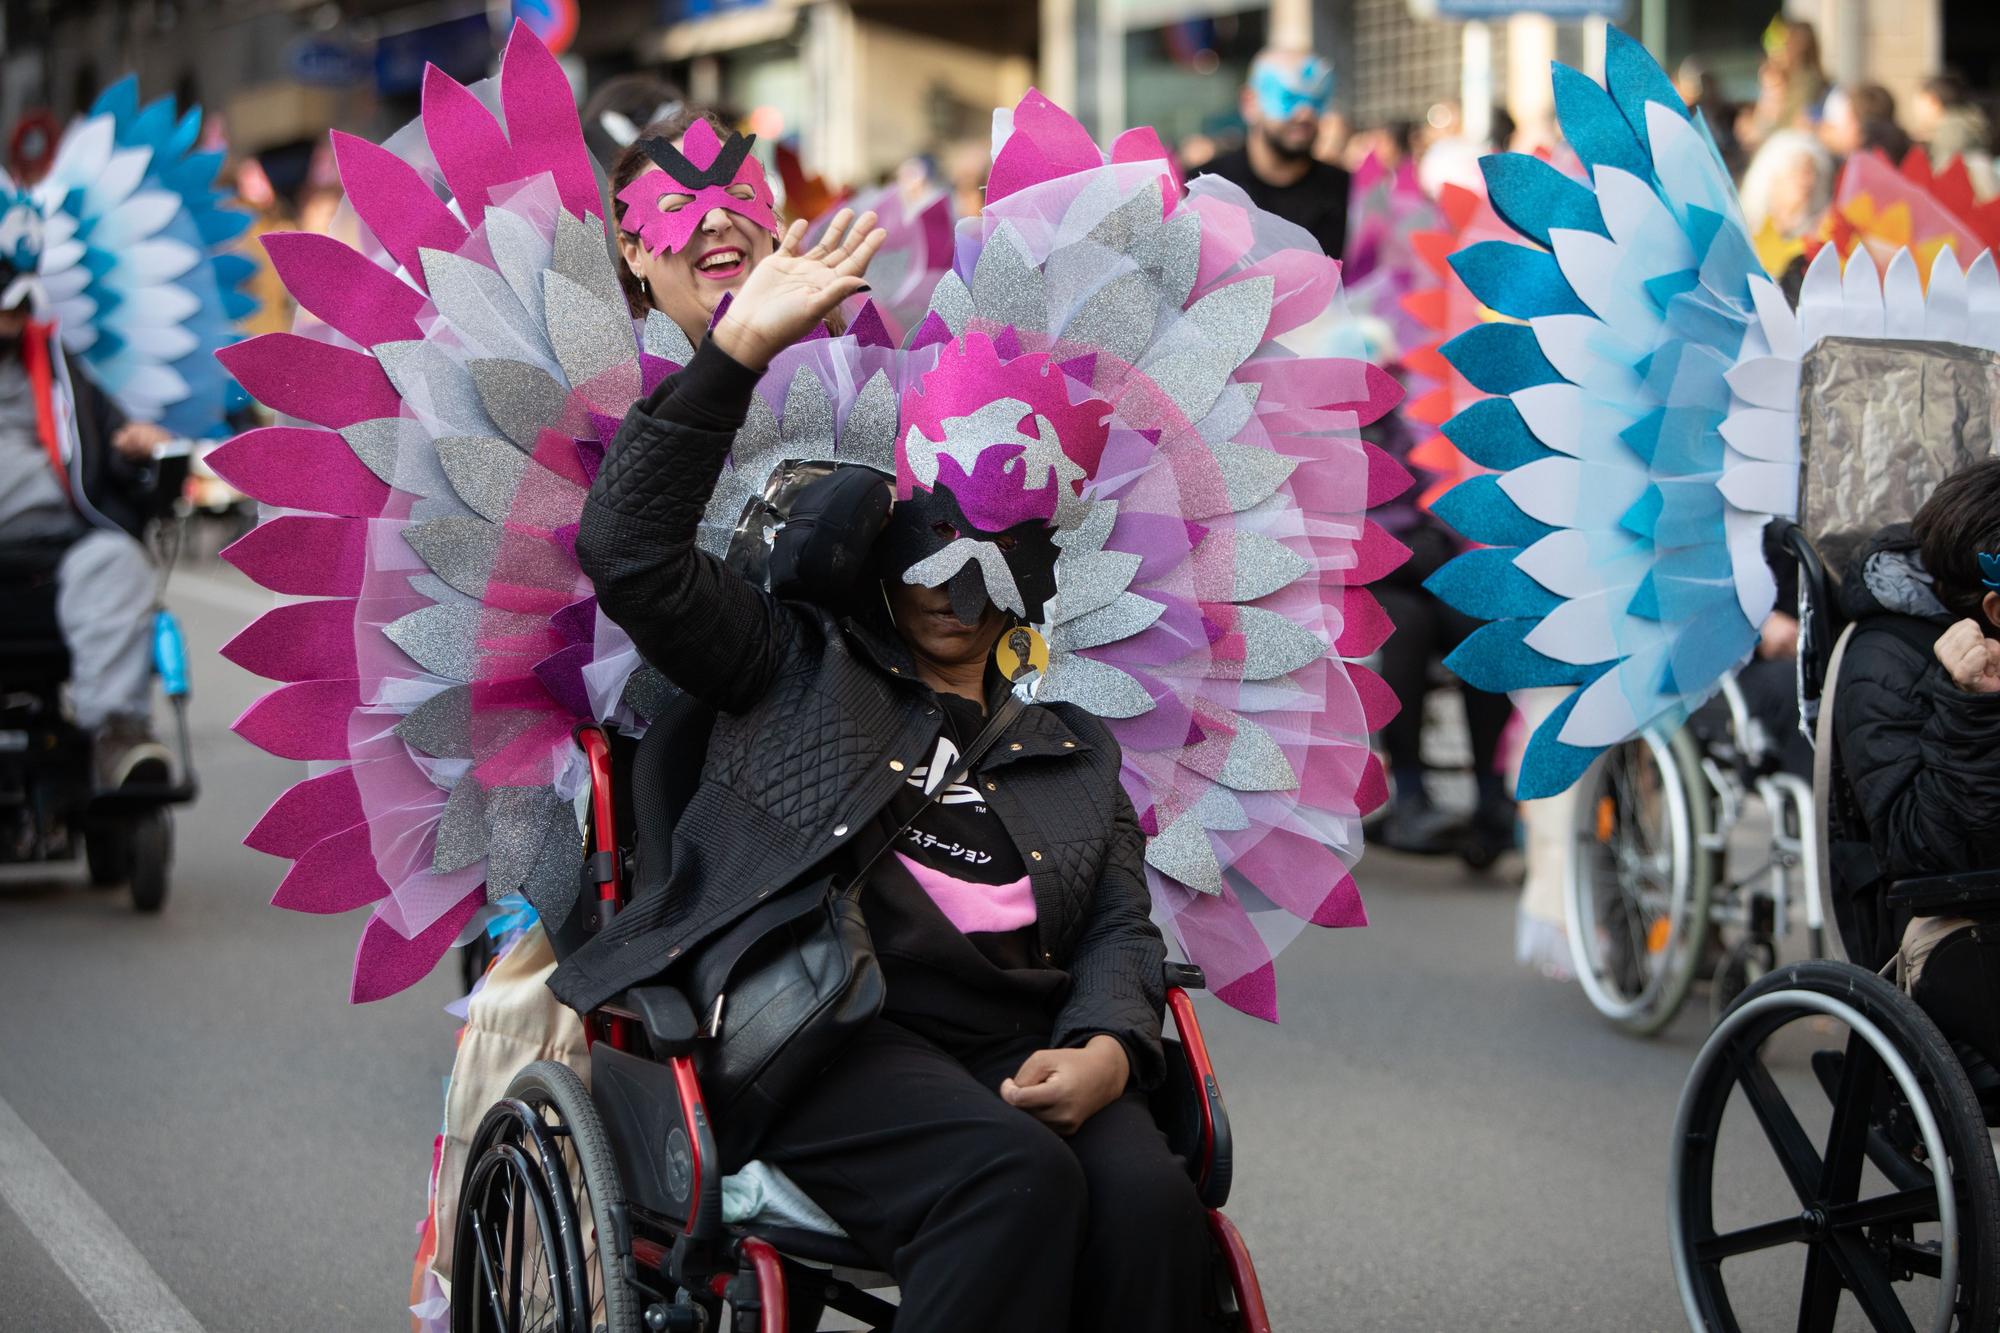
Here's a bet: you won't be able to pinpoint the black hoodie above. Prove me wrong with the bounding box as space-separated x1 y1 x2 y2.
1827 524 2000 967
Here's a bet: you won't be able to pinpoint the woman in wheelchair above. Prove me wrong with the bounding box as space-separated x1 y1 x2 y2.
546 205 1212 1329
1828 457 2000 1067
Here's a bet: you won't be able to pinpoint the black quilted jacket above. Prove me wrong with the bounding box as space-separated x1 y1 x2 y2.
548 341 1168 1088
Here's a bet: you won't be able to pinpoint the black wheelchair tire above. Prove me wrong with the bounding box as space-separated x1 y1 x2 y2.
1670 961 2000 1332
454 1060 640 1333
84 818 130 887
128 811 169 913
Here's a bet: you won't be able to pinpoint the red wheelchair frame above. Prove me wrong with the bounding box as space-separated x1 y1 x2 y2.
476 724 1274 1332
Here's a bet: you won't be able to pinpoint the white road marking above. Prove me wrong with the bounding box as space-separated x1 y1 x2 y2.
0 1091 207 1333
166 569 277 619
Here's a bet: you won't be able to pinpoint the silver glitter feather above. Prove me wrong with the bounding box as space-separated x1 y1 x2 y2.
518 812 583 922
1036 653 1154 719
970 222 1048 335
470 358 569 450
432 776 488 873
1058 270 1157 368
341 417 451 498
1047 591 1164 652
484 204 553 331
621 664 671 720
1082 178 1164 257
403 516 502 600
435 435 526 523
1234 608 1328 681
1135 275 1273 422
384 602 482 681
901 540 1028 617
420 247 547 366
1186 708 1297 792
552 209 624 308
927 271 973 335
1229 533 1310 602
1197 382 1260 446
395 683 472 758
544 270 640 394
1144 811 1223 895
839 370 899 473
1048 549 1143 624
1211 440 1298 514
376 341 497 438
779 365 836 456
642 310 695 365
482 785 565 896
1147 210 1203 311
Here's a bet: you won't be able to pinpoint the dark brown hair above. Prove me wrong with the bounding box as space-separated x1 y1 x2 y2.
1914 457 2000 628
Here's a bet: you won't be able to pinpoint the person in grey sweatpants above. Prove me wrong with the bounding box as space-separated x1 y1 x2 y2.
0 299 175 788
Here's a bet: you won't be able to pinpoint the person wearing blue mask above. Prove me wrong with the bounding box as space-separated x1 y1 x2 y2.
1195 49 1350 261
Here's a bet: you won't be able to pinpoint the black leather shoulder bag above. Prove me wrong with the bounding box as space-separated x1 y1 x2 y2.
681 687 1028 1166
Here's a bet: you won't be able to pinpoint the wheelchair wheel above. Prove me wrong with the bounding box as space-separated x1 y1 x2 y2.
1565 728 1714 1035
84 817 130 887
453 1060 640 1333
1669 961 2000 1332
128 810 169 913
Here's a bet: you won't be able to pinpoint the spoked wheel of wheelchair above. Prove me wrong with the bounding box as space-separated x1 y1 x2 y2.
453 1061 641 1333
1566 728 1714 1035
1669 962 2000 1332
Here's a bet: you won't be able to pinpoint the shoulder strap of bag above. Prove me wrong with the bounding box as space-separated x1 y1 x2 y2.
839 688 1029 899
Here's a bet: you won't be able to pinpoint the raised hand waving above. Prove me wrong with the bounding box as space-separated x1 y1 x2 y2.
712 209 887 371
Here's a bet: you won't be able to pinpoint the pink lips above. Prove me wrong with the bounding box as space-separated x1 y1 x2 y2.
693 245 746 281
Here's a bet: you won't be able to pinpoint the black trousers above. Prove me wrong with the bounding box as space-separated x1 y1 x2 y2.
759 1017 1210 1333
1372 526 1514 789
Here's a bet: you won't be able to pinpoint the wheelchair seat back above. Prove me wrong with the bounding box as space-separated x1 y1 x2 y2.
0 560 70 689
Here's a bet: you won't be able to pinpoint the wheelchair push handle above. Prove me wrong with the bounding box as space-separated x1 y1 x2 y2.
152 608 189 699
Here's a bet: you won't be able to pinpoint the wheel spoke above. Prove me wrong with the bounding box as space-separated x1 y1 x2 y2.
1796 1242 1843 1333
473 1212 512 1332
1825 1186 1939 1232
1697 1214 1812 1261
1825 1232 1918 1333
1732 1045 1825 1205
1817 1031 1879 1203
507 1170 526 1328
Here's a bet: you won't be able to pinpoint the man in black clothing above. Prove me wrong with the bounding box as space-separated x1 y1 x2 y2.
1196 49 1351 261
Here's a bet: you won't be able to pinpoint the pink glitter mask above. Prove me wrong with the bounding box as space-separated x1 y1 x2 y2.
616 120 780 256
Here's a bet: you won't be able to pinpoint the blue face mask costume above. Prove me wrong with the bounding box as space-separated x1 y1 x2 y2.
1250 57 1334 122
1980 551 1999 593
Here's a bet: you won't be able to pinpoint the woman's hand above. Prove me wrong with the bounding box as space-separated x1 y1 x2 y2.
1000 1035 1130 1136
1935 618 2000 694
710 209 886 372
111 421 173 461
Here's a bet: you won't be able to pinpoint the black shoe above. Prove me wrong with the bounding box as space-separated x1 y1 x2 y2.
91 718 171 793
1377 798 1465 855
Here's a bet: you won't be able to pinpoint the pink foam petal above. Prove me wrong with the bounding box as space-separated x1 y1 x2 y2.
847 301 893 348
246 766 367 859
221 598 359 682
1110 126 1183 202
907 310 953 350
1215 964 1277 1021
232 679 361 761
1189 194 1256 290
221 515 368 596
1347 520 1411 585
1235 827 1368 928
422 64 514 223
259 231 426 349
1363 440 1416 508
330 130 470 287
499 21 601 222
986 89 1103 203
216 333 402 430
271 824 392 914
1334 587 1393 658
349 886 485 1003
1346 663 1401 734
204 427 390 517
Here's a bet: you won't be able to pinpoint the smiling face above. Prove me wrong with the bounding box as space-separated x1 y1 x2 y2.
615 122 781 342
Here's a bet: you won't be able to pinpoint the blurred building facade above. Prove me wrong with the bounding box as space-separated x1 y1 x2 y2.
1 0 1994 198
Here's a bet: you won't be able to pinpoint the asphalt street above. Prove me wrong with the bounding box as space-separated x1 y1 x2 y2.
0 553 1827 1331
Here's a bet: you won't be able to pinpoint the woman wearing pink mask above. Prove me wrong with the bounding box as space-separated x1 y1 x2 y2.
610 108 805 342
